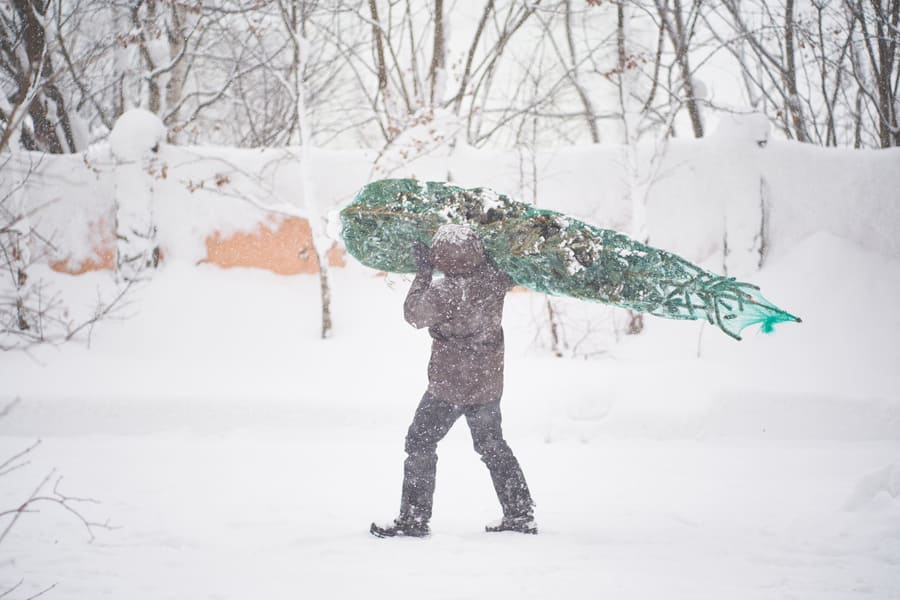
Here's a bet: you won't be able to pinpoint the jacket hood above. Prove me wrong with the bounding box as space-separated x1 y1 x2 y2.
429 224 486 276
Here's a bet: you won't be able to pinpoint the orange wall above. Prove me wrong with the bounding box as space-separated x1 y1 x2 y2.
50 217 345 275
50 219 116 275
202 217 345 274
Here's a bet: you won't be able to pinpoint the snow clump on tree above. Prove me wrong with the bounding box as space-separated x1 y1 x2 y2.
109 109 166 162
712 112 771 148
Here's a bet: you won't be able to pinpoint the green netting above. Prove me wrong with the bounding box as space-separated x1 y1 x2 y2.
340 178 801 340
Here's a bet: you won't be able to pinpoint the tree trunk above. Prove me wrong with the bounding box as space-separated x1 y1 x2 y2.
453 0 495 115
565 0 600 143
659 0 704 137
9 0 79 153
429 0 445 106
164 2 190 142
367 0 393 142
545 298 563 357
783 0 809 142
136 0 163 115
873 0 900 147
318 254 333 339
288 0 332 339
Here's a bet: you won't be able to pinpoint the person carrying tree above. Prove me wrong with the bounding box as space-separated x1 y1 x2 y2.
370 223 536 538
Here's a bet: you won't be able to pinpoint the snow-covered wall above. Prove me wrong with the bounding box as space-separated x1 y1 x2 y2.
3 131 899 274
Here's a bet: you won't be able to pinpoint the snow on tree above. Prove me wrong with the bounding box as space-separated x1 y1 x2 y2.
109 109 165 281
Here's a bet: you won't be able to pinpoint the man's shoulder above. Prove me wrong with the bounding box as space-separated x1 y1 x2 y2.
481 264 515 291
453 266 513 300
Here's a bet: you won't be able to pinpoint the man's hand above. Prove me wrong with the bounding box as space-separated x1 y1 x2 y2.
413 240 432 273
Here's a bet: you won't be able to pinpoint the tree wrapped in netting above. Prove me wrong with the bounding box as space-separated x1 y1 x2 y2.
340 179 800 340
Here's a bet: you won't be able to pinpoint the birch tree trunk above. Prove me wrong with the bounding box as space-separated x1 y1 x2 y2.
616 0 649 334
282 0 332 338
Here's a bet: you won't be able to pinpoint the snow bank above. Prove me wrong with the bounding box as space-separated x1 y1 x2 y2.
4 134 897 273
3 126 899 600
3 231 898 442
761 143 900 261
844 464 900 511
535 232 900 442
2 213 899 598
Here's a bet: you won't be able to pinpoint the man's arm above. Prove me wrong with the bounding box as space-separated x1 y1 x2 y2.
497 269 516 292
403 242 462 329
485 259 516 294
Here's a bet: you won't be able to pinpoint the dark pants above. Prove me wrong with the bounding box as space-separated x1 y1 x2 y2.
400 393 534 524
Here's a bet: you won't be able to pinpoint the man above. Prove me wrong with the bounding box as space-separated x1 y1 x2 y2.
370 223 536 538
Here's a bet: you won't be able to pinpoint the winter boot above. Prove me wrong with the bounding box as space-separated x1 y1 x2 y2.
485 512 538 535
370 517 431 538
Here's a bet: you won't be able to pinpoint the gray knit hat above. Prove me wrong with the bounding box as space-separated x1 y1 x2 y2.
429 224 486 275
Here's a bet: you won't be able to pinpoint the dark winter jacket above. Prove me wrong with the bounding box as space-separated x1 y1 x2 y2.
404 229 515 405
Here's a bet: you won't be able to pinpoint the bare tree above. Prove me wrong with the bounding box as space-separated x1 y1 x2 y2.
0 151 135 350
563 0 602 142
277 0 333 338
714 0 812 141
0 398 114 598
653 0 706 137
705 0 896 148
808 0 857 146
526 1 604 143
126 0 236 143
0 0 82 153
845 0 900 147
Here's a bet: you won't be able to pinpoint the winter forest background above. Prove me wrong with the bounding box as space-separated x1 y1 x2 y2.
2 1 900 599
4 0 900 152
2 0 899 344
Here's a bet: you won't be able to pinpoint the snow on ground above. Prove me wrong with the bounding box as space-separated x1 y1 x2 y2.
1 232 899 599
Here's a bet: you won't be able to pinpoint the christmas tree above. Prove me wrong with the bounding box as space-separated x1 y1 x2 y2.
340 179 800 340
